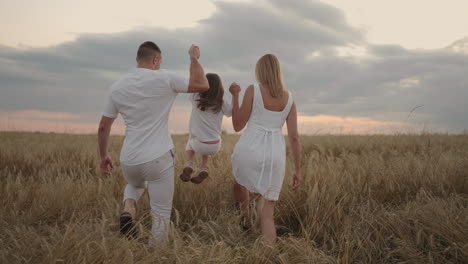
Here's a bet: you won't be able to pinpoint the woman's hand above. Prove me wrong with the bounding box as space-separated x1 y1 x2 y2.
292 170 302 190
229 82 241 95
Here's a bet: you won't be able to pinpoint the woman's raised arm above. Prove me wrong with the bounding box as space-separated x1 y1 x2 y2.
230 83 254 132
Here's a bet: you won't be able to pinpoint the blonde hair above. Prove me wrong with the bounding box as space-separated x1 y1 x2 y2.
255 54 285 98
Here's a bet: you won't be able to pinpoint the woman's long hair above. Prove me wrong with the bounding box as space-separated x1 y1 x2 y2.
255 54 285 98
197 73 224 113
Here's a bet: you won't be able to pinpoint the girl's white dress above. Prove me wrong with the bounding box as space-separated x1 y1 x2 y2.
232 84 293 201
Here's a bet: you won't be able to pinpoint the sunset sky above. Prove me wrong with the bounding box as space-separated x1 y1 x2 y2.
1 0 467 134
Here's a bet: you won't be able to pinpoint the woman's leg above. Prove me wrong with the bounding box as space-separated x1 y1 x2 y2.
256 196 265 227
233 181 250 229
258 196 277 245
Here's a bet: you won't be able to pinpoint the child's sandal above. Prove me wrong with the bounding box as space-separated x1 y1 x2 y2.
179 167 193 182
191 168 209 184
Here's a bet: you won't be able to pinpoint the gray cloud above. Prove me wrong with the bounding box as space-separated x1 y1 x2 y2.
0 0 467 132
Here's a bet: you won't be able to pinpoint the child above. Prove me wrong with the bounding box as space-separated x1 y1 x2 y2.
180 73 232 184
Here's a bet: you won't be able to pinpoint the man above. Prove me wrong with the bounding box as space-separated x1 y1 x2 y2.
97 41 209 243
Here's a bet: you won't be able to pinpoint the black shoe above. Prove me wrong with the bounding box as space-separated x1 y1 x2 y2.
240 215 252 231
119 212 138 239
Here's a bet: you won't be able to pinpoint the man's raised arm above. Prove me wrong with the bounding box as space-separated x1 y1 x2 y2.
187 45 209 93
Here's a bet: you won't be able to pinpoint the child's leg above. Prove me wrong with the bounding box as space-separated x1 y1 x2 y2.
190 155 209 184
184 150 195 168
180 140 195 182
190 142 213 184
201 154 209 168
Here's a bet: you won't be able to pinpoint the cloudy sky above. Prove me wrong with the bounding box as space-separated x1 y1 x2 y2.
1 0 467 134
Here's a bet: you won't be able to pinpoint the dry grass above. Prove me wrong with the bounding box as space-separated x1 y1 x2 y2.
0 131 467 263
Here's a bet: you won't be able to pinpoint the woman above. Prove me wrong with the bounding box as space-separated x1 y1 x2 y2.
230 54 302 244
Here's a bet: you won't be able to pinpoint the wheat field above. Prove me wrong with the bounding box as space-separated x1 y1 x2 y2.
0 131 467 263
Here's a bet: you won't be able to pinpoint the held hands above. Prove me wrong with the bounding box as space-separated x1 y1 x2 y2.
100 155 114 175
229 82 241 95
188 44 200 60
292 170 302 190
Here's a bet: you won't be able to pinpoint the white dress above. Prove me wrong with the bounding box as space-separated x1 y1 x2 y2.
232 84 293 201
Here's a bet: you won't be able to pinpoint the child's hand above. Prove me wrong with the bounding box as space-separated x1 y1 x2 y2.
229 82 241 95
188 44 200 60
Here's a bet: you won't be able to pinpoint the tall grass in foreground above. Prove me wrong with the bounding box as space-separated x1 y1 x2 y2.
0 132 467 263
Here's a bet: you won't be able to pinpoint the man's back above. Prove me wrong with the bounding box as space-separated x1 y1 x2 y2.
103 68 188 165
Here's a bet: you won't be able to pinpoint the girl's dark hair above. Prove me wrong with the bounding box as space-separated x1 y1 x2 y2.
197 73 224 113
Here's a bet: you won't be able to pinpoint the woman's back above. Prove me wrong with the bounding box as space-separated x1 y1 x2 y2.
259 84 290 112
248 84 292 130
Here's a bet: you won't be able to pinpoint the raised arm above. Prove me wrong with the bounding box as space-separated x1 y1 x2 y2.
286 101 302 190
230 83 254 132
187 45 209 93
98 116 115 175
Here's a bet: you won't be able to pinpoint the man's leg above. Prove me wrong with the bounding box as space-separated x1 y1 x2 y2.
148 154 175 244
120 163 146 238
121 164 146 218
123 183 146 217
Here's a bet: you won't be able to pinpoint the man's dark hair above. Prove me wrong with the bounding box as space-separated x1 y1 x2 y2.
137 41 161 61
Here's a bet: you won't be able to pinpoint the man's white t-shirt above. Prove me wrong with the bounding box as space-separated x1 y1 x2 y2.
188 93 232 142
103 68 188 165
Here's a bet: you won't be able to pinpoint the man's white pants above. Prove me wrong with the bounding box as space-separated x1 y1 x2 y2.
121 150 174 243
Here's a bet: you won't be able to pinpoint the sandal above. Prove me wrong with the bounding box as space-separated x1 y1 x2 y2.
179 167 194 182
190 169 208 184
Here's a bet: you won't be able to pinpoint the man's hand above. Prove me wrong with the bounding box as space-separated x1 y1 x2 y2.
229 82 241 95
100 155 114 175
188 44 200 60
292 170 302 190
